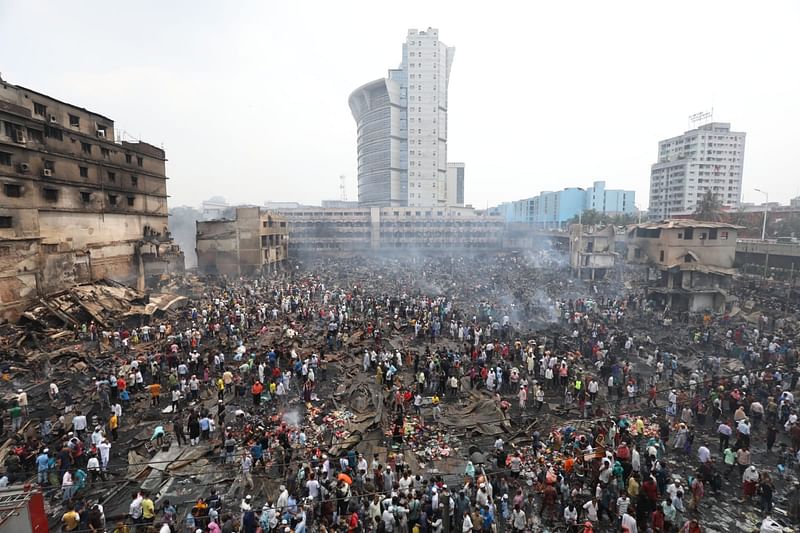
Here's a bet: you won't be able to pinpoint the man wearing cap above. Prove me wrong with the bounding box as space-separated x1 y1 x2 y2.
36 449 49 485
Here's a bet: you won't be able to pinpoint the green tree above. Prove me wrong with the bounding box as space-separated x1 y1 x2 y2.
693 190 723 222
566 210 636 226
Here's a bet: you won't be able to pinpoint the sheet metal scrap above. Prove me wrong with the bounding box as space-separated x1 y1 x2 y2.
21 279 188 328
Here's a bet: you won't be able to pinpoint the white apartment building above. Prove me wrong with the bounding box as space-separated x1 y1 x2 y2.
649 122 746 219
349 28 455 207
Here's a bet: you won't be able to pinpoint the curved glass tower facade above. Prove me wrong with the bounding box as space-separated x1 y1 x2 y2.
349 28 454 207
348 79 405 207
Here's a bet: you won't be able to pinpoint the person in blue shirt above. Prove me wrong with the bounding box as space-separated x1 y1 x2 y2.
480 505 494 531
36 450 50 485
73 468 88 493
251 442 263 466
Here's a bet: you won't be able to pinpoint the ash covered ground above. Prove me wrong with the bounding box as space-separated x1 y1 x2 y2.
1 252 799 533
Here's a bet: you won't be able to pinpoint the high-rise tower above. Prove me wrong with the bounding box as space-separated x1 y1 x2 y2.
349 28 455 207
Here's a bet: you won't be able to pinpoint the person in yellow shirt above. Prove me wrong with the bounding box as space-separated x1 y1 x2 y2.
141 491 155 524
627 473 640 498
61 505 80 531
216 377 225 401
148 382 162 407
109 413 119 441
635 417 645 437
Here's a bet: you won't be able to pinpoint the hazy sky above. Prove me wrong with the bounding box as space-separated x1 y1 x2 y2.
2 1 798 210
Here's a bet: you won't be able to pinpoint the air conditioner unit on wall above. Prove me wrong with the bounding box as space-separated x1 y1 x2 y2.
49 115 58 123
17 162 30 173
42 169 53 177
96 130 105 138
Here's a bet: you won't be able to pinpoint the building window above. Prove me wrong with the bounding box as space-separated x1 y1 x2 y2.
44 160 55 171
659 250 665 262
708 228 718 240
80 191 92 203
125 154 132 164
683 228 694 240
69 114 80 128
45 126 63 141
27 128 44 143
108 194 118 206
126 196 135 207
720 231 729 240
137 156 143 167
43 188 59 202
101 147 110 159
4 184 21 197
33 102 47 116
81 142 92 154
0 152 11 166
107 171 116 182
130 175 138 187
79 166 89 178
0 216 12 228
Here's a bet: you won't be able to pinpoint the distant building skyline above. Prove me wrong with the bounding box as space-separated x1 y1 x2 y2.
494 180 636 228
648 122 746 219
349 28 456 208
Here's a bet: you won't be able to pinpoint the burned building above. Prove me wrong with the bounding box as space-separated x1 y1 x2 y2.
280 206 505 254
0 77 183 322
196 207 288 275
569 224 617 280
626 219 741 313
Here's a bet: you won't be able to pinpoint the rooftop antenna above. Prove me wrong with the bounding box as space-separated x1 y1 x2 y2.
688 109 713 130
339 175 347 201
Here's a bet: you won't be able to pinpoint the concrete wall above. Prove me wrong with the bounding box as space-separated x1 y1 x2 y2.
629 227 738 268
196 208 288 275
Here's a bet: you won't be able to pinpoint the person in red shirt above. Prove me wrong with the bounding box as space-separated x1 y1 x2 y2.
651 505 665 533
347 511 359 533
642 475 659 504
648 384 658 407
251 381 264 406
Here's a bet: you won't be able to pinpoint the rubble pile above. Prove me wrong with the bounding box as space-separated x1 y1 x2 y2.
0 253 797 533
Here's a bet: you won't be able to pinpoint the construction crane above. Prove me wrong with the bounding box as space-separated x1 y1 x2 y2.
339 175 347 201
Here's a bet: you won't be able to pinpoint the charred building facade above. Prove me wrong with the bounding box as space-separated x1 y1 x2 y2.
196 207 288 276
627 220 740 313
0 77 183 322
569 224 617 280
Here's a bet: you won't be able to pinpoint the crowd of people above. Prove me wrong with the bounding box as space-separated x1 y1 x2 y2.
0 256 798 533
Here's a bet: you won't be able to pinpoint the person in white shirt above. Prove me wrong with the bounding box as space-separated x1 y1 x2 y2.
461 510 473 533
697 445 711 464
621 512 638 533
87 455 101 483
72 412 88 439
583 498 599 522
98 439 111 472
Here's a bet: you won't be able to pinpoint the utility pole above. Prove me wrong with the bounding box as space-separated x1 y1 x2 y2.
754 188 768 240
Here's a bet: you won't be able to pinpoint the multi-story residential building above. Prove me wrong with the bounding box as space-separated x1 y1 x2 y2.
0 76 183 322
196 207 288 275
349 28 456 208
649 122 746 219
494 181 635 228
